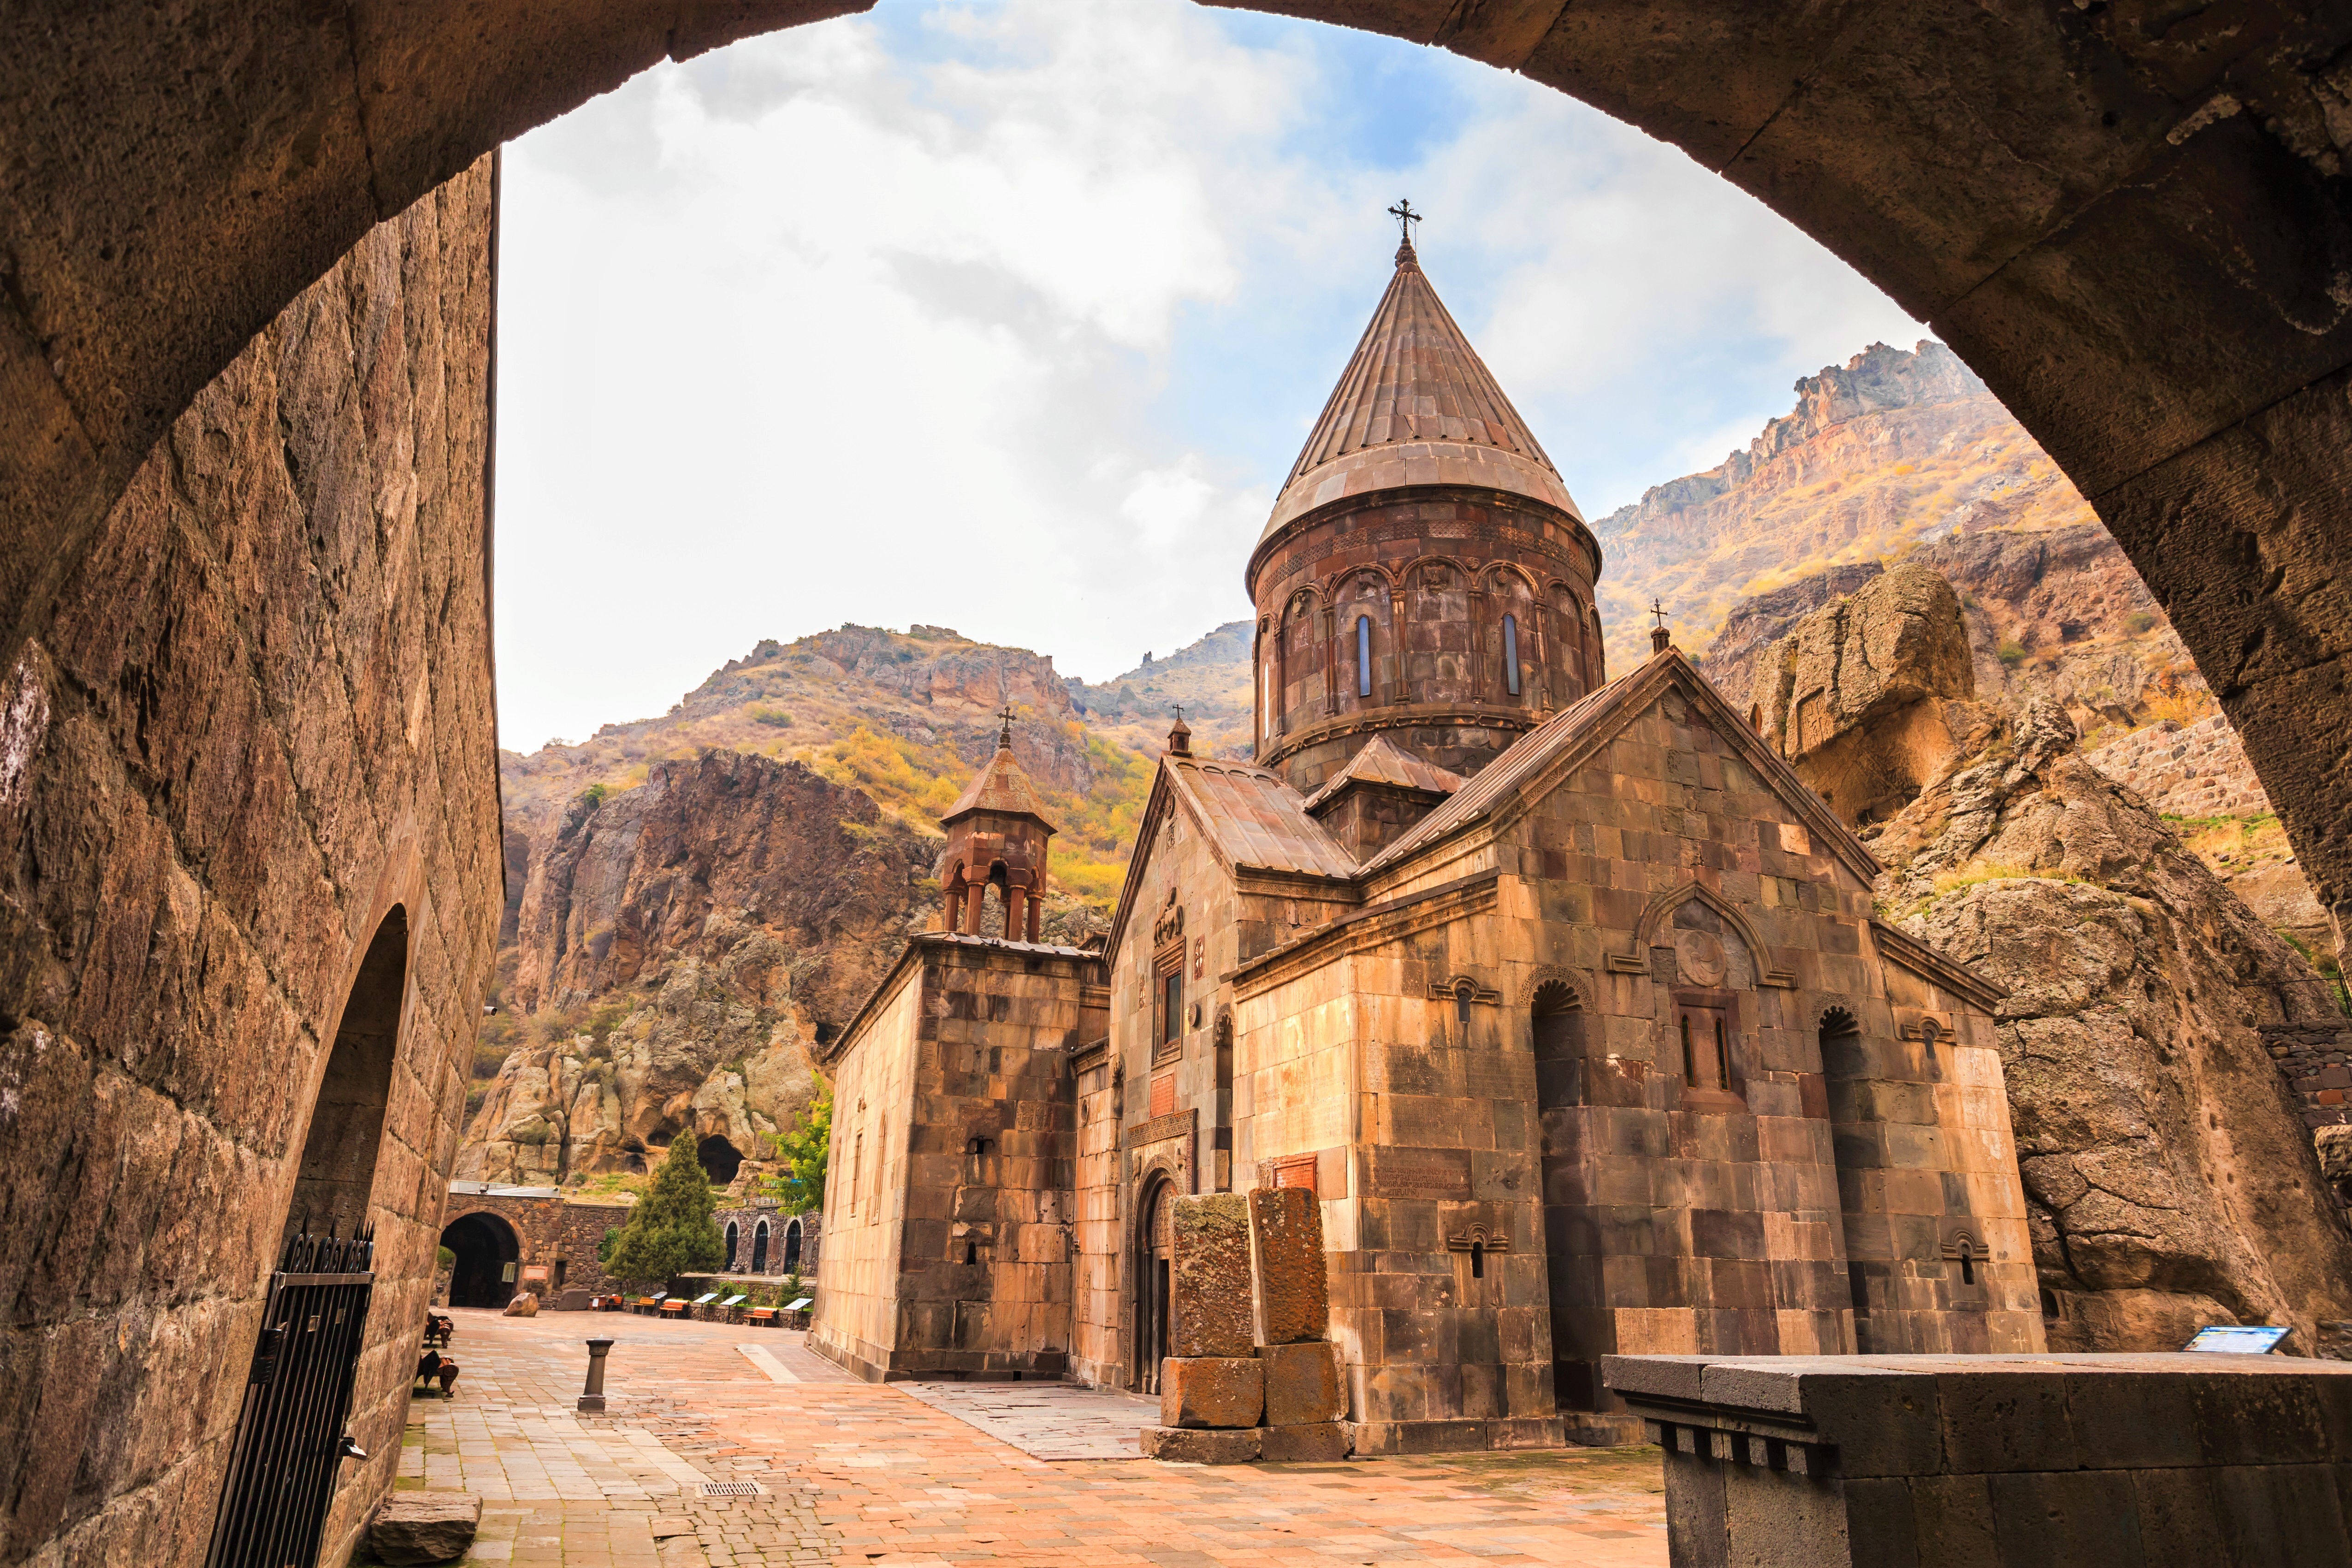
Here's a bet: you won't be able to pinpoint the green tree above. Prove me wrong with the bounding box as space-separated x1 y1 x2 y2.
767 1088 832 1215
604 1138 724 1287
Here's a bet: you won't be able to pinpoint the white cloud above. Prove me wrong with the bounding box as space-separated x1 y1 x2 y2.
492 0 1925 751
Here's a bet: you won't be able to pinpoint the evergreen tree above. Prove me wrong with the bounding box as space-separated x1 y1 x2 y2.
767 1088 831 1216
604 1137 724 1286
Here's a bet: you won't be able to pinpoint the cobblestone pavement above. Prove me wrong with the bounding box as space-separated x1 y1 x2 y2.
386 1308 1667 1566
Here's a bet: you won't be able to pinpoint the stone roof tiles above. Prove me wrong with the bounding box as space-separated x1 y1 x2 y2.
1167 758 1358 880
1303 734 1466 810
943 738 1057 832
1262 242 1582 542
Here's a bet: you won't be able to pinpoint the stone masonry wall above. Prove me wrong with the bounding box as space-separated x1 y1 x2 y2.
2083 714 2272 818
0 162 502 1567
2265 1023 2352 1130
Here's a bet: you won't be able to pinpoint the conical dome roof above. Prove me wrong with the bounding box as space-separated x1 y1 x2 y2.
943 733 1056 832
1261 241 1582 545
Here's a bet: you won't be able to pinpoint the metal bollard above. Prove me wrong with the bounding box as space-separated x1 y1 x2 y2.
579 1338 614 1413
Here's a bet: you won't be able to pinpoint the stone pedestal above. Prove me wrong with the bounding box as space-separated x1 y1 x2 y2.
1160 1355 1264 1429
1260 1422 1352 1463
1262 1341 1344 1427
1140 1426 1262 1464
1605 1352 2352 1568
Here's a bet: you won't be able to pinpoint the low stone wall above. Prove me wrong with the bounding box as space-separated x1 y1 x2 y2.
1605 1352 2352 1567
2084 714 2272 818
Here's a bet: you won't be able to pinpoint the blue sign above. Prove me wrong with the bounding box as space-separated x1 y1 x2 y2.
2183 1325 2290 1354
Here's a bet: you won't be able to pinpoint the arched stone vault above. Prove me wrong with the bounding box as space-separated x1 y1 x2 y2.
7 0 2352 934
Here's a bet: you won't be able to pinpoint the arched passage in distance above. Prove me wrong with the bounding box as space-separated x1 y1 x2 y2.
282 906 409 1245
1133 1176 1175 1395
439 1212 521 1309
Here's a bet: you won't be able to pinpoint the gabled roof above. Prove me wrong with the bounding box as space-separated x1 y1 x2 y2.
943 738 1055 832
1168 758 1357 879
1105 753 1357 956
1261 241 1583 544
1303 735 1465 810
1358 649 1884 886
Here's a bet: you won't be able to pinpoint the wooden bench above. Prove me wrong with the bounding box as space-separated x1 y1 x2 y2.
658 1298 689 1319
744 1306 778 1327
633 1295 663 1316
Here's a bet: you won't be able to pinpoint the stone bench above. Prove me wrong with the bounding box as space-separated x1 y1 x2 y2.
1603 1352 2352 1567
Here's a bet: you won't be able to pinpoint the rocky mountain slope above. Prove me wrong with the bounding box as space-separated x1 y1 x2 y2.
1066 621 1254 760
463 625 1160 1186
1596 341 2103 676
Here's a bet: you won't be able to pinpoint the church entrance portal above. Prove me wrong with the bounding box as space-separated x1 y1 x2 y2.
1136 1179 1174 1394
751 1220 770 1274
441 1213 521 1308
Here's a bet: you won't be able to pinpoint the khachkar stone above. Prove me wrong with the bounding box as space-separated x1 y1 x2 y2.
1250 1185 1328 1345
1171 1193 1254 1358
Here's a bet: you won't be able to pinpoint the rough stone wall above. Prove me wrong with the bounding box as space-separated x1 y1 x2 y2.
0 162 500 1566
439 1191 629 1300
2084 714 2273 818
2263 1024 2352 1130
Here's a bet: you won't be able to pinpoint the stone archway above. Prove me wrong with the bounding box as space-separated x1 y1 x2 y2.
440 1211 522 1309
9 6 2352 952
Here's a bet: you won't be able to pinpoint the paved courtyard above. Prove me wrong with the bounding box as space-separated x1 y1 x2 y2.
384 1307 1667 1566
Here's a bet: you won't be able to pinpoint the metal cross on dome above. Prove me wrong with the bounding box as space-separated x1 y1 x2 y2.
1651 599 1669 630
1388 198 1422 245
996 704 1016 743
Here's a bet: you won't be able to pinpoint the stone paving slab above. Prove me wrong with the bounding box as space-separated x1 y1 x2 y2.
383 1306 1667 1566
895 1379 1158 1461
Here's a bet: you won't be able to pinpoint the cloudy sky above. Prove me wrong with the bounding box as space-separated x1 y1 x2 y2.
493 0 1924 751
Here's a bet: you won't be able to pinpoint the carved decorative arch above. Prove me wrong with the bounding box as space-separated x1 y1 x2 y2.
1399 553 1473 589
1323 561 1397 599
1482 560 1540 597
1446 1222 1511 1253
1520 966 1588 1009
1614 880 1797 988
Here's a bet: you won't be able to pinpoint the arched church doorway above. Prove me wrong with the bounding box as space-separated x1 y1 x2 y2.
783 1218 803 1271
440 1212 521 1308
280 907 409 1245
724 1221 740 1271
1135 1178 1175 1394
751 1220 770 1274
1529 980 1597 1410
698 1136 743 1186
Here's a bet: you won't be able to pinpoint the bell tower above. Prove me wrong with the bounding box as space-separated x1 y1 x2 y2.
1246 208 1607 793
940 709 1056 943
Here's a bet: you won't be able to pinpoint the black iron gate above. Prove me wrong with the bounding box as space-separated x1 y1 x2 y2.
204 1231 377 1568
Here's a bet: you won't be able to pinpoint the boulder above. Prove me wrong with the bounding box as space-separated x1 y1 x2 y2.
1872 697 2352 1353
368 1492 482 1566
501 1292 538 1318
1748 562 1978 827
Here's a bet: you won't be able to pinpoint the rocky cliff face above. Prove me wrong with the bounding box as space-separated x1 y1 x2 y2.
1736 559 2352 1351
1067 620 1255 760
1748 563 1980 828
459 749 934 1184
462 625 1143 1187
1871 698 2352 1355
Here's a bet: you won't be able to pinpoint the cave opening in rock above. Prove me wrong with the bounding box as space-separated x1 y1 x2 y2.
698 1136 743 1186
440 1212 521 1308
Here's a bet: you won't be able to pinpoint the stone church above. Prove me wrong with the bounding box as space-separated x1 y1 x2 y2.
807 229 2043 1452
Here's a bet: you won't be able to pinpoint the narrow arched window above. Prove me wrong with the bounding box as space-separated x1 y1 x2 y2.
1503 614 1521 696
1356 615 1373 698
1958 1241 1976 1286
1715 1018 1730 1087
1455 978 1476 1025
1469 1240 1486 1279
1681 1016 1696 1082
